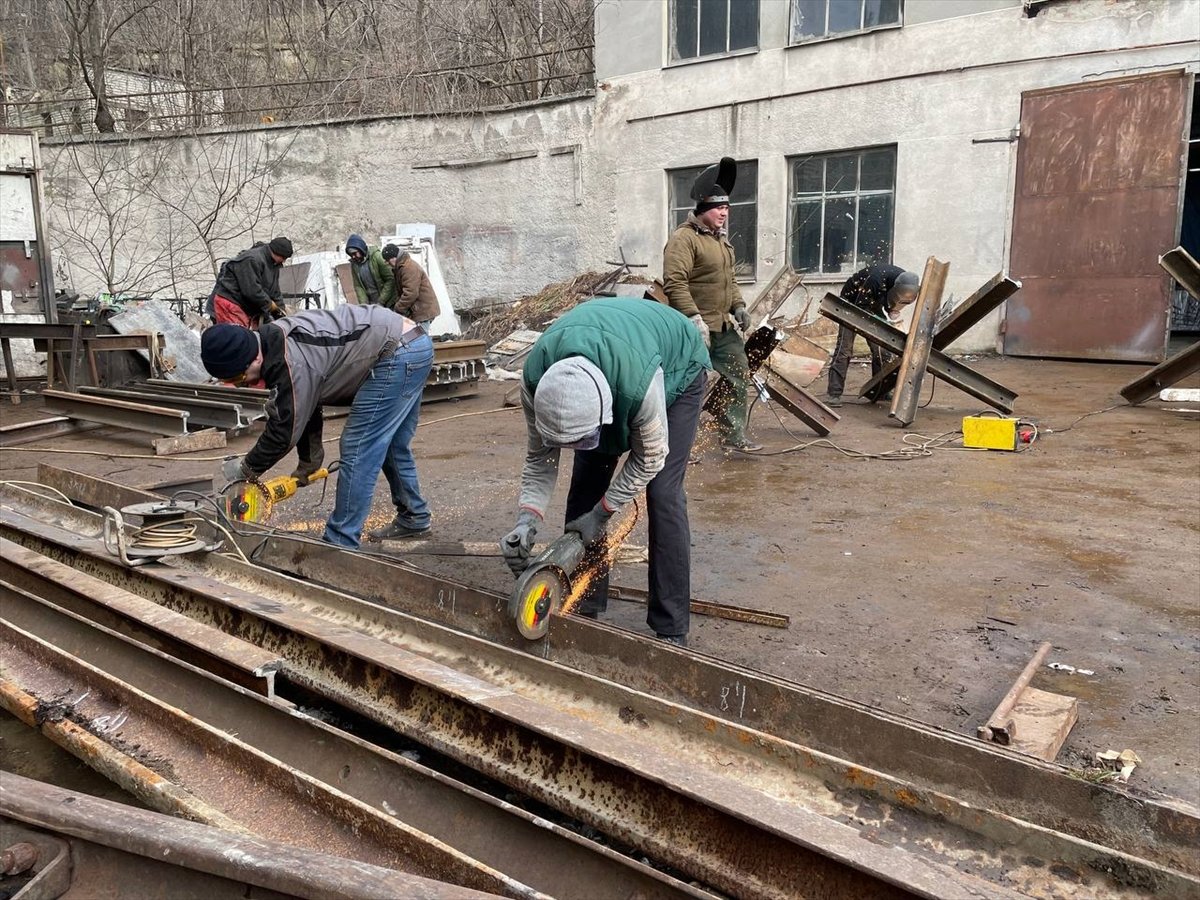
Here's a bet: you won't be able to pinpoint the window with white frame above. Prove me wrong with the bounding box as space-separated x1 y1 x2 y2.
790 0 901 43
668 160 759 279
788 147 895 275
671 0 760 62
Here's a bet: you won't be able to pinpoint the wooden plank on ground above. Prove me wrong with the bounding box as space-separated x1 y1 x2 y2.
153 428 226 456
889 257 949 427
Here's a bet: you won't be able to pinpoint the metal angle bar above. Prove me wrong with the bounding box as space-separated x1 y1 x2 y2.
862 273 1020 401
1160 246 1200 302
0 616 541 900
0 586 705 900
78 386 248 430
819 295 1017 413
1119 339 1200 404
1 774 500 900
6 478 1199 884
889 257 949 427
760 362 839 436
41 389 189 436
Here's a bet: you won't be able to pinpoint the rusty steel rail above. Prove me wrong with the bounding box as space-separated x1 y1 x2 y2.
0 606 542 899
3 493 1197 899
0 577 706 900
19 466 1200 884
0 774 501 900
41 389 190 435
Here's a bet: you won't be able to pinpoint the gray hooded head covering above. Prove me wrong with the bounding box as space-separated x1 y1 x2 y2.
533 357 614 446
887 270 920 305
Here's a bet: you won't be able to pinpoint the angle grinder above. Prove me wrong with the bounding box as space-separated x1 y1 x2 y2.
508 531 587 640
223 460 340 524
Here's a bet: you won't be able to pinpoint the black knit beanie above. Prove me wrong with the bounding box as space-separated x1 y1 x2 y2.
201 325 259 379
268 236 293 259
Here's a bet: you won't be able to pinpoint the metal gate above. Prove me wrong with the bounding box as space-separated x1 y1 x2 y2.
1004 71 1190 361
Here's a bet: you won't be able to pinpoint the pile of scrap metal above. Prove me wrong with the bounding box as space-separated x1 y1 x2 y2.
0 470 1197 900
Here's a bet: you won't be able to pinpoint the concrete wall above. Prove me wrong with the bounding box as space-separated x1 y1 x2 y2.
592 0 1199 350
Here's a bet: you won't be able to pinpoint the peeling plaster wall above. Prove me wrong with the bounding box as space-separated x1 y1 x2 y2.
593 0 1199 352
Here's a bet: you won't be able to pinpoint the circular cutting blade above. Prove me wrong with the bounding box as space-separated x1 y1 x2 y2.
513 567 564 640
228 481 273 524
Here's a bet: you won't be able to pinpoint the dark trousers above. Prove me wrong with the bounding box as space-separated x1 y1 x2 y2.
566 372 705 637
827 324 889 398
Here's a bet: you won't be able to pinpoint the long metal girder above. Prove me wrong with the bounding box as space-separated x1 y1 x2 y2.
78 386 252 430
23 465 1200 885
0 578 705 900
41 389 190 435
25 465 1200 884
861 273 1022 402
820 294 1018 413
2 493 1196 899
0 599 540 899
1 774 499 900
890 257 949 427
1120 339 1200 405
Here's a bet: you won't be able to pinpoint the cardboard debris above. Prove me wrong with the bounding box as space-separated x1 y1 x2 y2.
1095 749 1141 782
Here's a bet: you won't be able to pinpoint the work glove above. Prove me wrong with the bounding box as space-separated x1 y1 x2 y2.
220 455 251 485
689 314 710 349
501 509 541 577
292 451 325 486
565 503 613 547
732 306 751 332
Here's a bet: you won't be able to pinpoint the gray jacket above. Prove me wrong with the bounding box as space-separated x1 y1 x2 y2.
245 305 415 474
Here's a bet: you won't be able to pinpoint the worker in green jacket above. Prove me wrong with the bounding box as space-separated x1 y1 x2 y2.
345 234 397 307
501 298 711 646
662 157 761 453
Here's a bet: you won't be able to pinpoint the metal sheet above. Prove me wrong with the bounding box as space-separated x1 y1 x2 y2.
108 301 210 383
1005 71 1190 361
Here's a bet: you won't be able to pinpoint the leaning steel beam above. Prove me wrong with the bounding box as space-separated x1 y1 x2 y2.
23 466 1200 884
2 494 1196 899
862 273 1021 402
820 294 1017 413
0 611 542 899
1 774 501 900
78 386 251 430
1160 246 1200 302
0 539 283 698
41 388 190 435
0 581 707 900
889 257 949 427
1119 339 1200 405
760 362 840 436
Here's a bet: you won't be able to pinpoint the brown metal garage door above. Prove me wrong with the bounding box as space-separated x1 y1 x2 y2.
1004 71 1190 362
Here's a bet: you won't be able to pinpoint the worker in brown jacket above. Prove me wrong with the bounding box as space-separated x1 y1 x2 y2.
382 244 439 329
662 157 760 452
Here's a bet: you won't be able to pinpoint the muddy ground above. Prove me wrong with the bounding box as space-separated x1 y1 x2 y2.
2 355 1197 805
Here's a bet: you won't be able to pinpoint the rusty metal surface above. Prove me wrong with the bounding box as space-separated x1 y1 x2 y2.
433 340 488 365
820 294 1018 413
1 775 503 900
37 463 164 510
2 489 1200 897
1005 72 1190 361
0 543 282 697
4 498 1199 898
1119 338 1200 404
0 586 702 900
1161 247 1200 302
862 273 1020 402
0 615 543 899
40 389 190 436
760 363 839 436
889 258 949 427
608 583 790 628
78 386 255 430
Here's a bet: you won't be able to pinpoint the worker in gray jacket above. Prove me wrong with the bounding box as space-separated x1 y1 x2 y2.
200 305 434 548
501 298 710 646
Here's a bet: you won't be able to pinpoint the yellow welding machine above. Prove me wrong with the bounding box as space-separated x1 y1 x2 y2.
962 415 1019 451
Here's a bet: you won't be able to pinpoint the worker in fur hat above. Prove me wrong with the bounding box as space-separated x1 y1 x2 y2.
501 298 710 646
662 157 760 452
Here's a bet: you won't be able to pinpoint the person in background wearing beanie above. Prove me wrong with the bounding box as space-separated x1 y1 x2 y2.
662 157 761 453
345 234 396 308
210 237 293 329
200 305 434 548
500 298 710 647
381 243 439 329
824 264 921 407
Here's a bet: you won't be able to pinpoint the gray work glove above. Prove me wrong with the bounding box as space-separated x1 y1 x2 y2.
292 451 324 486
501 509 540 577
689 314 710 348
220 455 251 485
732 306 751 332
565 503 613 547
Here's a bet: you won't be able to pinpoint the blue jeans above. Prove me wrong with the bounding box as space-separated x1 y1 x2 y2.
323 333 434 547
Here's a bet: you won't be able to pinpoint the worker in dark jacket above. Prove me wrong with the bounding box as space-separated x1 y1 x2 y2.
381 243 439 328
346 234 396 308
501 298 711 646
200 306 434 548
210 237 293 329
824 264 920 406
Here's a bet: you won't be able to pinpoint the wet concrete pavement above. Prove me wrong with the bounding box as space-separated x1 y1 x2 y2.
2 355 1197 805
